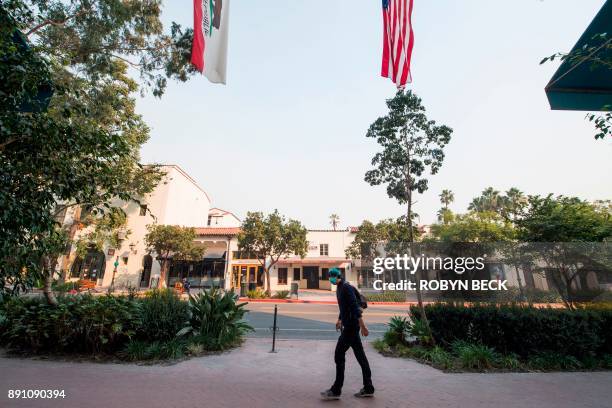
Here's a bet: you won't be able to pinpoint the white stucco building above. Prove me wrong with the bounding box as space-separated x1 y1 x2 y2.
59 165 212 288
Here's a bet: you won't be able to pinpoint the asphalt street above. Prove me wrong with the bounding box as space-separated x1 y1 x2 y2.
243 302 411 340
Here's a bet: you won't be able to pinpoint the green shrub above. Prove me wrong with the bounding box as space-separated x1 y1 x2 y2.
272 290 290 299
52 281 78 293
497 353 521 370
385 315 410 346
365 292 405 302
138 289 189 341
409 318 433 346
528 352 582 371
246 288 269 299
122 339 188 361
1 295 141 354
410 303 612 361
455 342 498 370
421 346 453 369
179 289 253 350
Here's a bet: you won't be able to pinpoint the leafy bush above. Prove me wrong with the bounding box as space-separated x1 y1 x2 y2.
410 303 612 360
246 288 269 299
179 289 253 350
453 342 498 370
1 295 141 354
52 281 78 293
528 352 582 371
272 290 290 299
384 316 411 346
138 289 189 341
420 346 453 370
122 339 188 361
409 318 433 346
365 292 406 302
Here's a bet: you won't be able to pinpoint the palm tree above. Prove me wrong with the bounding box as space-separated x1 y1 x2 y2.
469 187 501 213
329 214 340 231
502 188 527 221
439 189 454 209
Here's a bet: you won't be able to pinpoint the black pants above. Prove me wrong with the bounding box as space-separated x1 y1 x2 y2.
331 325 374 394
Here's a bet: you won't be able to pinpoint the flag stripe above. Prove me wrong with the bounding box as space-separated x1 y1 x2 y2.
381 0 414 88
191 0 205 72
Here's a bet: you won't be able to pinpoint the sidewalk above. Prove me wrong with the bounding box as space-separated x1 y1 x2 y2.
1 338 609 408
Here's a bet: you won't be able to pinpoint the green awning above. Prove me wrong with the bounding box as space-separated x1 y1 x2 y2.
545 1 612 111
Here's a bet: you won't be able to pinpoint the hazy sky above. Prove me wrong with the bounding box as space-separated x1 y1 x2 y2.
137 0 611 228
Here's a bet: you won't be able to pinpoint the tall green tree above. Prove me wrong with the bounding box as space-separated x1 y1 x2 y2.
516 195 612 309
238 210 308 295
144 225 205 289
1 1 193 300
364 90 452 340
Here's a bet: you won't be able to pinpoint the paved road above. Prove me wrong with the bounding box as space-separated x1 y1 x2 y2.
1 338 610 408
244 302 410 340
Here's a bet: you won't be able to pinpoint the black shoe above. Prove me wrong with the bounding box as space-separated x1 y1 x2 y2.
354 388 375 398
320 389 341 400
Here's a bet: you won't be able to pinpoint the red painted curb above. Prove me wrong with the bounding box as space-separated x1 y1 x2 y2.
238 297 414 306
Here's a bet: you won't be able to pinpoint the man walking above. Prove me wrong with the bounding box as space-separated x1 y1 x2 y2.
321 268 375 400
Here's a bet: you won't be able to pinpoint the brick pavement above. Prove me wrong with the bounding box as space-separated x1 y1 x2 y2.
0 338 610 408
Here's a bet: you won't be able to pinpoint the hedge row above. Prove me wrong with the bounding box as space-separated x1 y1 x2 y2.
410 303 612 359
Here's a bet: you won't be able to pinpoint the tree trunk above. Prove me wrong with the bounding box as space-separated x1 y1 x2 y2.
42 256 58 306
404 166 435 345
264 267 271 295
158 259 169 289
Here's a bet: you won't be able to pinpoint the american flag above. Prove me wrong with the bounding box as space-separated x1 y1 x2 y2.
381 0 415 88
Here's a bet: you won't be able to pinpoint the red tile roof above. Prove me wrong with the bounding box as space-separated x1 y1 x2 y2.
195 227 241 236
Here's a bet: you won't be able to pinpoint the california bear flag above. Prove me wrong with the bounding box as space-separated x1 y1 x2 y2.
191 0 229 84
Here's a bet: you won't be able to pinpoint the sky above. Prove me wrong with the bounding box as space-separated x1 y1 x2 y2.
136 0 612 229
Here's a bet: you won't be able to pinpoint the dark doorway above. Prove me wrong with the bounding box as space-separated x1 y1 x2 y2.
70 249 106 283
140 255 153 288
303 266 319 289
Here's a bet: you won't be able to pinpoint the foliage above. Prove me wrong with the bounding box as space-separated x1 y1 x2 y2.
364 291 406 302
364 90 452 242
74 207 130 258
452 341 498 370
409 303 612 361
1 2 169 299
541 33 611 140
246 288 269 299
238 210 308 294
467 187 528 223
1 294 141 354
345 218 417 260
178 289 253 351
144 225 205 288
51 280 78 293
384 315 411 346
122 338 188 362
516 195 612 243
138 288 190 341
429 211 516 242
272 290 290 299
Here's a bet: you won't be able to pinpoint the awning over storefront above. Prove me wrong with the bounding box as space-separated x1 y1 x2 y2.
545 1 612 111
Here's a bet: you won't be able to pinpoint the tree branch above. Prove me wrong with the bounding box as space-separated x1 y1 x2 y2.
26 8 90 37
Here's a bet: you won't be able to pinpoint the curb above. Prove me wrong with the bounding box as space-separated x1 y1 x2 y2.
238 297 416 306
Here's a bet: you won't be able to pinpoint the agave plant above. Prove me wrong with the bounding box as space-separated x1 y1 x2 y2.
178 289 253 350
384 315 411 346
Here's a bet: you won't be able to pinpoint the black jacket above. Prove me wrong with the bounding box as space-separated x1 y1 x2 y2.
336 280 362 328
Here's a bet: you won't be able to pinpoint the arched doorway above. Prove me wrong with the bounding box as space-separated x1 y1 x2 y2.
70 249 106 283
